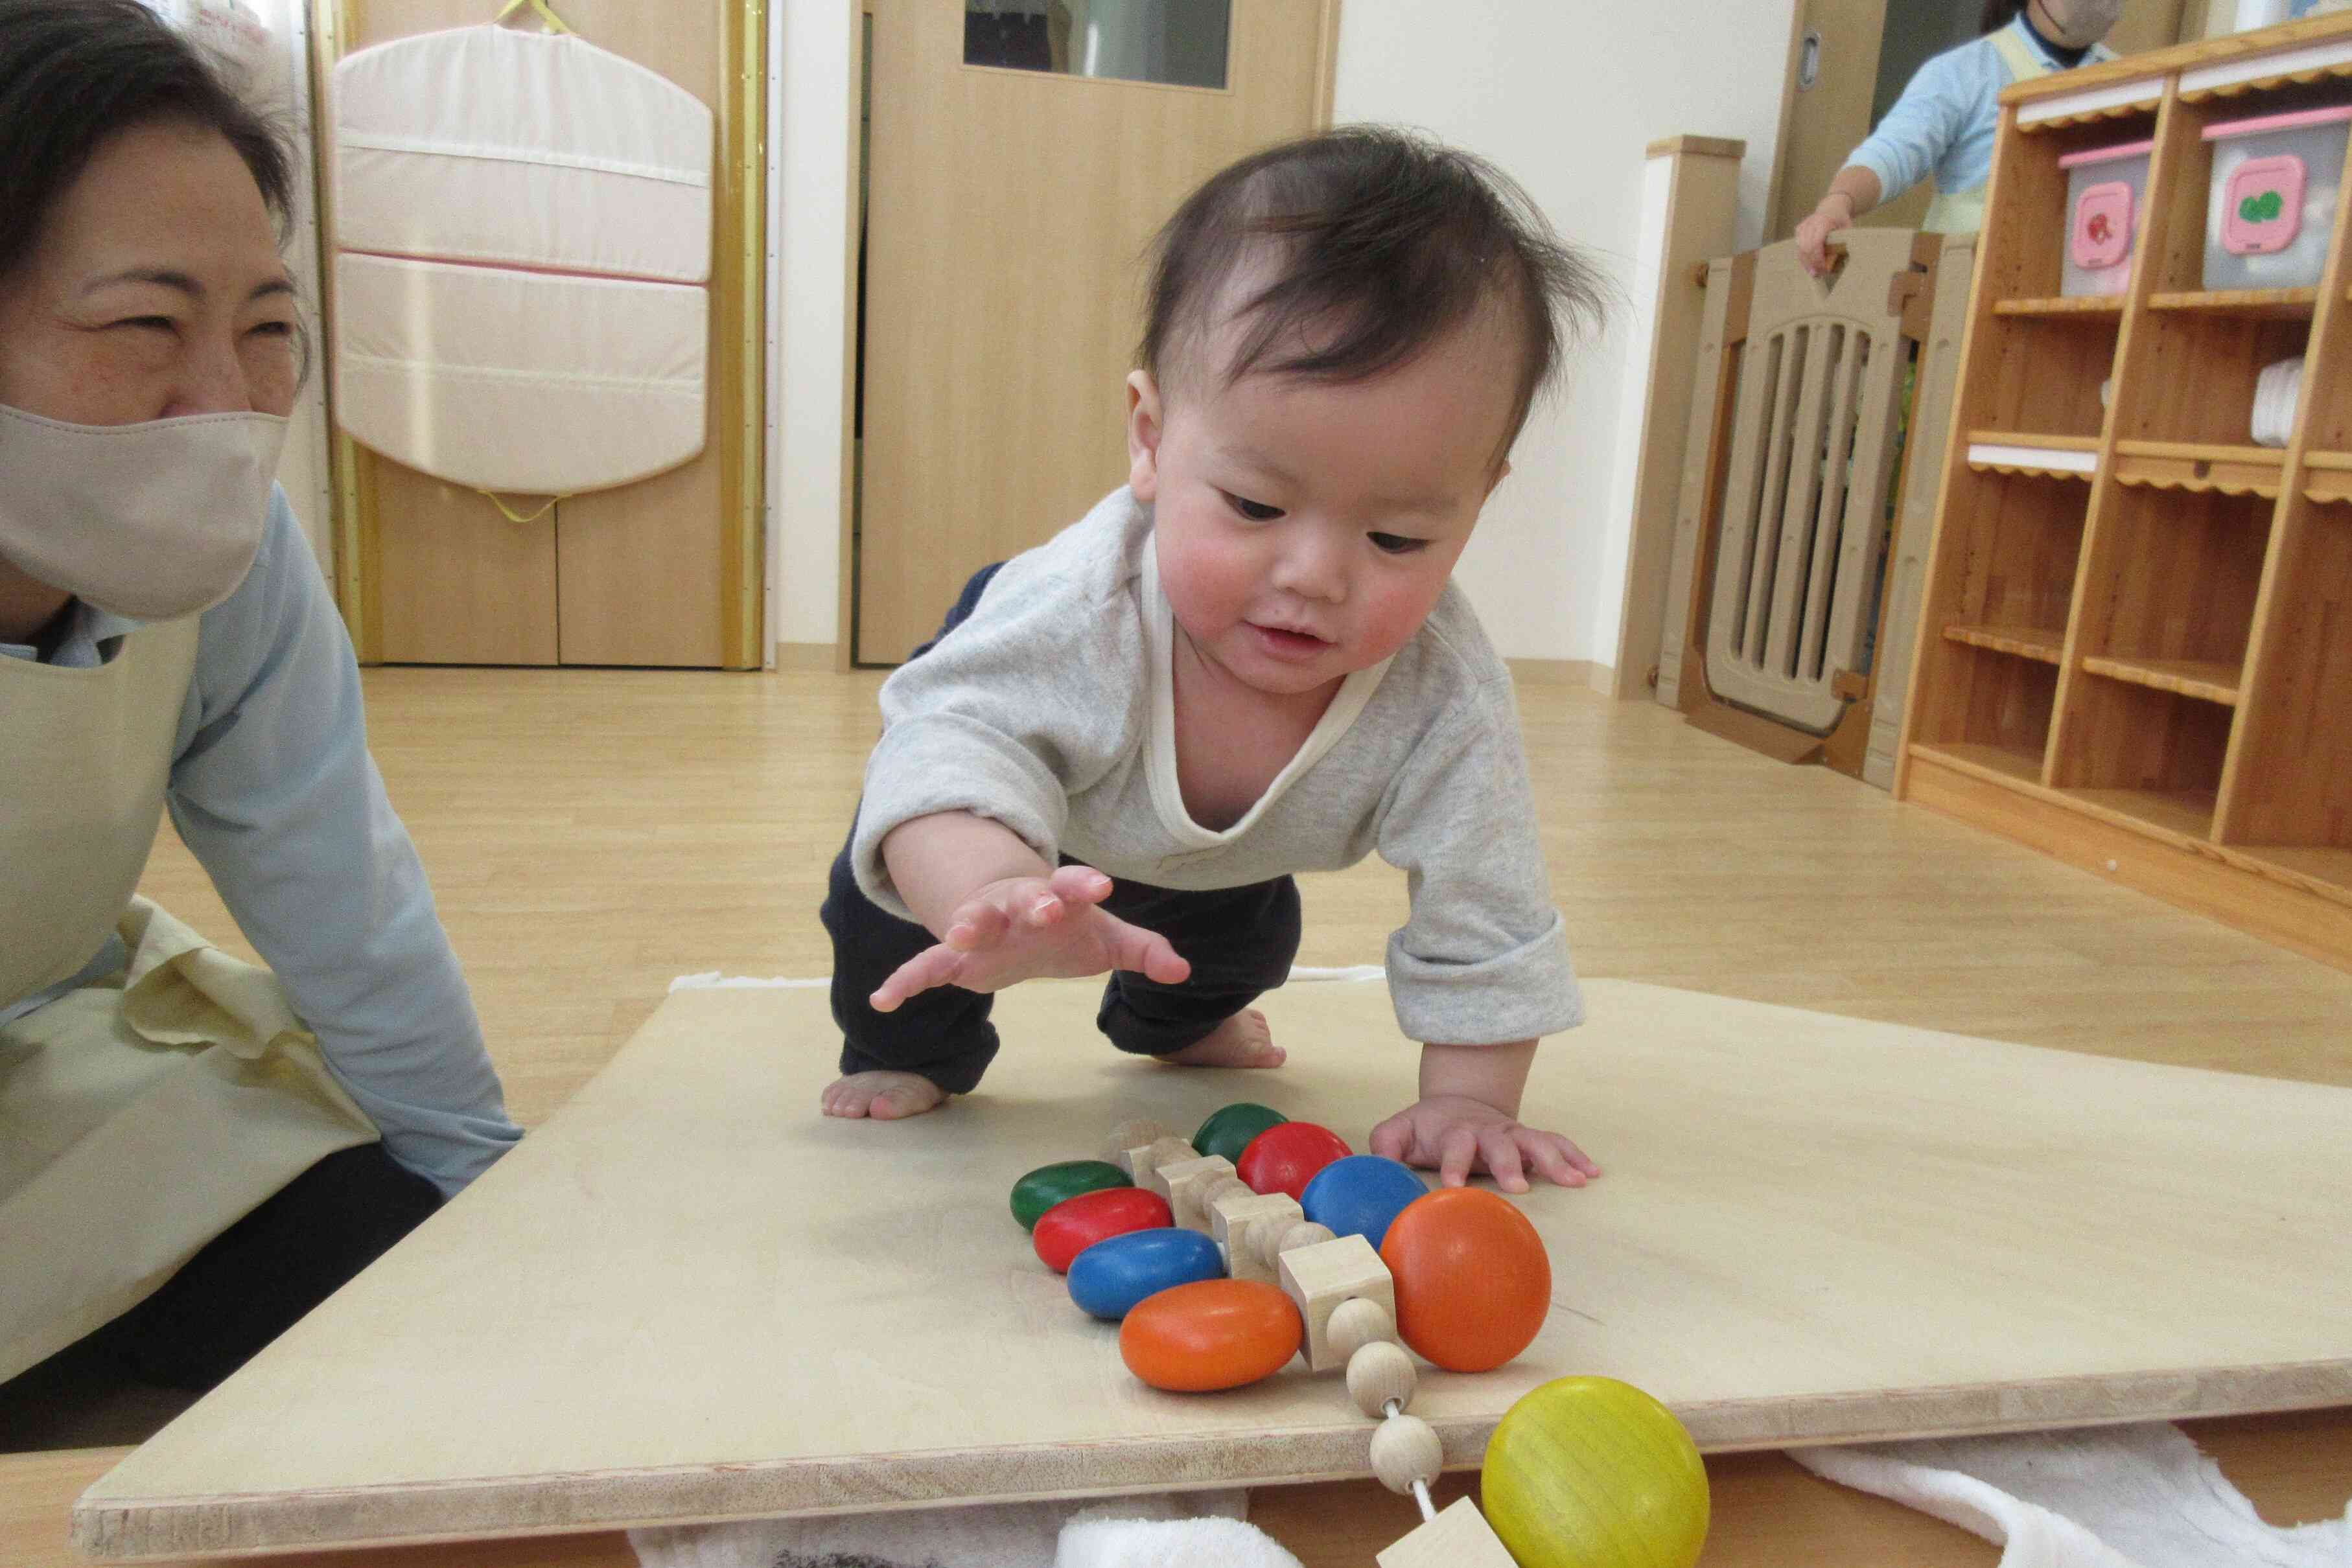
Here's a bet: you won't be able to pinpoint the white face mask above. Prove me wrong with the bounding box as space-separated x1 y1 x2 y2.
2040 0 2122 47
0 403 288 621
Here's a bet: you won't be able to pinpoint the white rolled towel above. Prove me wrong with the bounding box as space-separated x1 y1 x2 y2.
2252 356 2304 448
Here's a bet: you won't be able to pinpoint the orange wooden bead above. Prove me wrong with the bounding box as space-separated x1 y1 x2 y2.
1119 1279 1303 1392
1379 1188 1551 1373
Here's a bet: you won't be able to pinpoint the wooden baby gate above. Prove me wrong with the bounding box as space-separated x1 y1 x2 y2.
1656 228 1972 788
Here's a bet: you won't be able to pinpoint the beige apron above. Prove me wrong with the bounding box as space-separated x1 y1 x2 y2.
1922 25 2057 235
0 621 378 1382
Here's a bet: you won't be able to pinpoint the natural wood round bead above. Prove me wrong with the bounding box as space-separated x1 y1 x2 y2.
1276 1220 1335 1255
1200 1175 1254 1210
1345 1340 1417 1420
1102 1118 1178 1165
1327 1297 1398 1361
1367 1411 1443 1496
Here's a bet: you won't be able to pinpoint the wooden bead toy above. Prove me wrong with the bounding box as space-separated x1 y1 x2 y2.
1031 1186 1171 1274
1065 1227 1224 1321
1277 1232 1396 1373
1374 1497 1520 1568
1009 1160 1130 1231
1344 1339 1415 1420
1133 1136 1206 1199
1299 1154 1428 1249
1480 1376 1710 1568
1235 1121 1351 1200
1207 1190 1301 1286
1119 1278 1302 1392
1102 1118 1180 1173
1380 1187 1550 1372
1325 1295 1398 1361
1191 1101 1287 1164
1367 1411 1443 1497
1156 1154 1239 1231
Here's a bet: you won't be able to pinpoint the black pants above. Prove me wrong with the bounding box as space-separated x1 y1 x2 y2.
821 564 1303 1094
13 1141 441 1396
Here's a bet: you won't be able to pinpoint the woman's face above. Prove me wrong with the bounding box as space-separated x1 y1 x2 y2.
2032 0 2124 48
0 119 298 427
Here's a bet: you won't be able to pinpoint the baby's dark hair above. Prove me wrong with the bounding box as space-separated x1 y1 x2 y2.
1139 126 1606 463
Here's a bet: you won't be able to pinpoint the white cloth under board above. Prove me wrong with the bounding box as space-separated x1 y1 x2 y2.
329 24 713 495
1795 1422 2352 1567
628 1489 1305 1568
334 254 706 495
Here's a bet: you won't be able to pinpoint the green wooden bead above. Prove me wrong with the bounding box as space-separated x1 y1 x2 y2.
1010 1160 1131 1230
1193 1102 1288 1164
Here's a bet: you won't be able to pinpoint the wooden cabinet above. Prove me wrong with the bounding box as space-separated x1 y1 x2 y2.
1896 15 2352 970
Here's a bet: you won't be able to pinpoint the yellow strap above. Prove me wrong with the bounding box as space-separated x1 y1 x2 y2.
495 0 572 34
477 490 565 524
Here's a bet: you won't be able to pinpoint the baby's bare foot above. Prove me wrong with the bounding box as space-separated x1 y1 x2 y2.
822 1070 948 1120
1160 1009 1287 1070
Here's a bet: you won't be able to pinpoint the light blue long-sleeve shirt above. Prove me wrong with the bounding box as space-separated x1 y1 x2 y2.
1 487 520 1195
1848 16 2116 203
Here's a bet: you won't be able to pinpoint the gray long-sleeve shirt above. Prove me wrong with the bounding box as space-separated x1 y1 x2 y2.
2 488 519 1195
853 489 1582 1047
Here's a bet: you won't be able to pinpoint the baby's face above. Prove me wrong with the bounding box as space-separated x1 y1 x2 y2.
1128 316 1519 704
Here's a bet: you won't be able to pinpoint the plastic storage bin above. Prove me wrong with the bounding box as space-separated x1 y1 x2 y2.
2203 106 2352 292
2060 139 2154 297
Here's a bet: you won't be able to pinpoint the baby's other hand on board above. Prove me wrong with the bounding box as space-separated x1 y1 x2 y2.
1369 1096 1599 1193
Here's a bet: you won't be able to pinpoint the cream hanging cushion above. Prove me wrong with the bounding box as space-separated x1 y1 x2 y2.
330 24 714 495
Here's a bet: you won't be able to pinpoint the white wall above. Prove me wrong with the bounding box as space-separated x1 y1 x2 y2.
1331 0 1794 667
766 0 1799 667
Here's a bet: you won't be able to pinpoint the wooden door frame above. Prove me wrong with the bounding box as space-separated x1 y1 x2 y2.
835 0 1343 673
316 0 769 668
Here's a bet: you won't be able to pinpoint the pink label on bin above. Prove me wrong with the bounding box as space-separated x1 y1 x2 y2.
2072 180 2134 271
2222 155 2305 256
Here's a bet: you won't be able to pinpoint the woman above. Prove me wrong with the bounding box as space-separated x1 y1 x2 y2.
0 0 519 1399
1796 0 2125 273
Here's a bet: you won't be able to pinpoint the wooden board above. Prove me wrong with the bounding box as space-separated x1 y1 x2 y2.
74 978 2352 1558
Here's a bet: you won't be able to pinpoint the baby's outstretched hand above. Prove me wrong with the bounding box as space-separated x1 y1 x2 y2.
1369 1096 1599 1193
870 864 1190 1011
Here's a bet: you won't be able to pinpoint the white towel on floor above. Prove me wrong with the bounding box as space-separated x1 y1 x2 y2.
1793 1422 2352 1568
629 1491 1303 1568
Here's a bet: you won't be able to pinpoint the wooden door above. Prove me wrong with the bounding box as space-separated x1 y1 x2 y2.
321 0 764 668
854 0 1336 665
1768 0 2194 243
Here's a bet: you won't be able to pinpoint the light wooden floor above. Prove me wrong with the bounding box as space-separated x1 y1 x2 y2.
38 666 2340 1567
141 666 2352 1124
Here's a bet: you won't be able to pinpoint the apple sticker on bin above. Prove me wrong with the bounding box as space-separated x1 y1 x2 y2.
2073 181 2134 272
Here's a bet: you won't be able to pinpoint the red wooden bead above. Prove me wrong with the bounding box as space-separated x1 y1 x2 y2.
1032 1187 1172 1274
1119 1279 1303 1392
1235 1122 1352 1200
1380 1188 1551 1372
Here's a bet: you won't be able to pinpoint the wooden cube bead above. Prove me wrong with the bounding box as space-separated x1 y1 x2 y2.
1345 1339 1417 1419
1374 1497 1517 1568
1103 1118 1180 1174
1133 1136 1205 1197
1327 1296 1399 1361
1368 1411 1444 1496
1159 1155 1238 1231
1209 1192 1301 1285
1277 1233 1395 1372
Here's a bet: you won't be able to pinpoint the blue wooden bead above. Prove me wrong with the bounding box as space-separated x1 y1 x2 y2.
1300 1155 1429 1249
1066 1227 1225 1320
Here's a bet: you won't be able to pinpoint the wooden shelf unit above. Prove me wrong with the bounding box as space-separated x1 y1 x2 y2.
1895 16 2352 972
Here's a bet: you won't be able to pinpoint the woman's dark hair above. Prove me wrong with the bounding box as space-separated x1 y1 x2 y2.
0 0 295 285
1139 126 1607 466
1981 1 2027 33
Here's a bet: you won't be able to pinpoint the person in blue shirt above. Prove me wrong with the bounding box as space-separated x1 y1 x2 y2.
0 0 519 1402
1797 0 2124 274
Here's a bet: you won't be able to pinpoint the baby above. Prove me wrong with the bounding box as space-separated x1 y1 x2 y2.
819 127 1605 1193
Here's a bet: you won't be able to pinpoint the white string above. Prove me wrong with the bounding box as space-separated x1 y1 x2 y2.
1411 1479 1436 1525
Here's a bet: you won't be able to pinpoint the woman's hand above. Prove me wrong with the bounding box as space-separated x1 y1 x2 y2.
1795 192 1856 276
869 864 1190 1010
